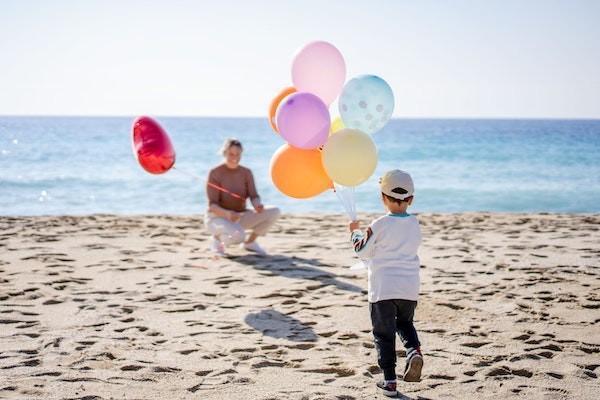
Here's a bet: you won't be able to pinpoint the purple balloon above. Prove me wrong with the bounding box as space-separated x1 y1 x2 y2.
276 92 331 149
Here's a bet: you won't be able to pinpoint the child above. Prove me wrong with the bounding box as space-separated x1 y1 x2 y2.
349 169 423 397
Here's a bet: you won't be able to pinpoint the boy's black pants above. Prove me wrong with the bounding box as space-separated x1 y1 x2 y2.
369 299 420 381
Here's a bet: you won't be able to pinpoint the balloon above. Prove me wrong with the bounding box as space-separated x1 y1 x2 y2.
268 86 296 133
330 116 345 135
270 144 333 198
276 92 330 149
321 129 377 186
132 116 175 174
292 41 346 105
339 75 395 135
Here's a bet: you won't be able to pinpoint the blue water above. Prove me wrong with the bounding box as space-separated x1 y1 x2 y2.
1 117 599 215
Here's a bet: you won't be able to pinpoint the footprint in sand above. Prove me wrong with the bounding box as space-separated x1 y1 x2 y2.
299 366 356 378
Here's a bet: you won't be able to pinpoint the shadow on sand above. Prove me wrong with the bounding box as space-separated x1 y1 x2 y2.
228 253 364 294
244 308 318 342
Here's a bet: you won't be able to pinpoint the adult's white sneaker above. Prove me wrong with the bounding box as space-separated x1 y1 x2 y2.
211 238 226 256
241 241 267 256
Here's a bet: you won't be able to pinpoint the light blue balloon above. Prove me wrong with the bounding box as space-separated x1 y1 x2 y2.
339 75 395 135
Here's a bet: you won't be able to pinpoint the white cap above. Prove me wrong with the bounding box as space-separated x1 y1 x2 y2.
380 170 414 200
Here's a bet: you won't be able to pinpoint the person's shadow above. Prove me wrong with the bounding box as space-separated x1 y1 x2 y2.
244 308 318 342
228 253 364 294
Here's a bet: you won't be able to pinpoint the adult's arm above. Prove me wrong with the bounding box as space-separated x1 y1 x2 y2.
206 169 236 219
246 169 263 210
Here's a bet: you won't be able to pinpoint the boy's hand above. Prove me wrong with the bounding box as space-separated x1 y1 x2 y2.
349 220 360 232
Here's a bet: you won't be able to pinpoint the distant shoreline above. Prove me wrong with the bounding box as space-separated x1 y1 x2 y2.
2 115 600 121
2 211 598 219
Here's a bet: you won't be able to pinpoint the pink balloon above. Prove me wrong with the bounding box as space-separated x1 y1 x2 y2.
292 41 346 106
276 92 331 149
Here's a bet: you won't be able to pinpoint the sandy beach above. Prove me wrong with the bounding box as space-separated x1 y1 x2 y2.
1 213 599 399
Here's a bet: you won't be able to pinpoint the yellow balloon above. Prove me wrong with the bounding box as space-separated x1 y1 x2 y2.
329 116 345 135
321 129 378 186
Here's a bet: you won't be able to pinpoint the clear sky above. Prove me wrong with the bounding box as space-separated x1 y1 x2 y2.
1 0 599 118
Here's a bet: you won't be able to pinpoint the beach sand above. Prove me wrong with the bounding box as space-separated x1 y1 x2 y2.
1 213 599 399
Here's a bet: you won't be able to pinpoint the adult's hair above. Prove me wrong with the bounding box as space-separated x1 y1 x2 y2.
220 138 243 155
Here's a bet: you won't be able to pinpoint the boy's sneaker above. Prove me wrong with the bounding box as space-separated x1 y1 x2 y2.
211 238 225 256
376 380 398 397
241 241 267 256
403 349 423 382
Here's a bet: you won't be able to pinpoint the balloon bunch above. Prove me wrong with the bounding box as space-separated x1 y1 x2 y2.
268 41 395 218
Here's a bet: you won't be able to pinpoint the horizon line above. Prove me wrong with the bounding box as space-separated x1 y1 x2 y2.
1 114 600 121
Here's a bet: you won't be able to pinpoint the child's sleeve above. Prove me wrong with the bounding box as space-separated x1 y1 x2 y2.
350 223 377 260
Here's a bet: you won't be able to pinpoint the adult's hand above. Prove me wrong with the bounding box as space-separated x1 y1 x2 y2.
228 210 241 223
251 197 264 213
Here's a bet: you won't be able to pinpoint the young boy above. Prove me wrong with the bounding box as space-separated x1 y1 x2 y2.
349 169 423 397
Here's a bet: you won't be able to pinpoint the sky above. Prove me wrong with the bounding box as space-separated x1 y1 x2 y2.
1 0 599 118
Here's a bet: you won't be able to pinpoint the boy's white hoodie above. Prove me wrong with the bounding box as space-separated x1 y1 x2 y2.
351 212 421 303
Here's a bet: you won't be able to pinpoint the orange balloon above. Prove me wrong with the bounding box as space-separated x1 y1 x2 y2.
270 144 333 199
269 86 297 133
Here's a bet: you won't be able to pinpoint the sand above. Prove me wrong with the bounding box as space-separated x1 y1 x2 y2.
0 213 599 399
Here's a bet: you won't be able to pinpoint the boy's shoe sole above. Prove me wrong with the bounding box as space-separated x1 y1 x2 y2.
380 388 398 398
403 354 423 382
376 381 398 397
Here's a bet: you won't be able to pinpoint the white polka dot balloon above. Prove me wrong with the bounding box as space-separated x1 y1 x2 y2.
338 75 395 135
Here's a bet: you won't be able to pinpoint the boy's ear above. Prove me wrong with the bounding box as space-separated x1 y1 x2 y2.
407 196 414 205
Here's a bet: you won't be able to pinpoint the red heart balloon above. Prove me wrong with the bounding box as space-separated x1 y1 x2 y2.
132 116 175 174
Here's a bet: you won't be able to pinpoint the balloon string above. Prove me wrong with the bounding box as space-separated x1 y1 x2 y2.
206 182 243 199
333 183 357 221
172 167 243 200
172 167 202 180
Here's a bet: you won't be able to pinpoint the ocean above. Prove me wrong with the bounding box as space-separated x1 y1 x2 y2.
1 117 599 215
